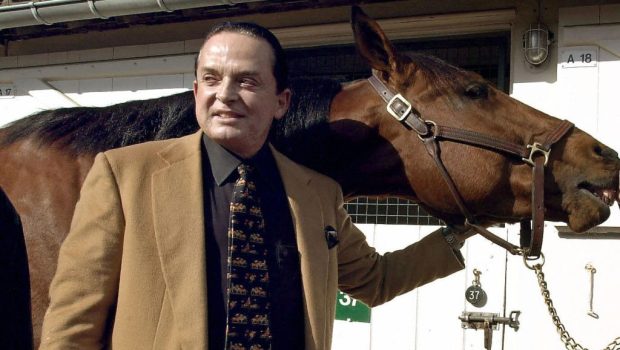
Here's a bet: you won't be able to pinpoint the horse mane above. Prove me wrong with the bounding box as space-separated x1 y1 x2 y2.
0 78 341 158
0 91 198 154
407 53 475 93
0 53 462 157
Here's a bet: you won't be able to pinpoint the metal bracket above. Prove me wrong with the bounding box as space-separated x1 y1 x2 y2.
156 0 173 12
523 142 550 167
87 0 109 19
30 2 52 25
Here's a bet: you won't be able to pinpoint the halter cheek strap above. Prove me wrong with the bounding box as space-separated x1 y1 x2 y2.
367 74 574 258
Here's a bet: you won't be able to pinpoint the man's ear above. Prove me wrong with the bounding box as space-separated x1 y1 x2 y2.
193 79 198 98
274 88 291 120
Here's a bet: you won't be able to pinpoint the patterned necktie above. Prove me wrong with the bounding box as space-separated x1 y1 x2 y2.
225 164 272 350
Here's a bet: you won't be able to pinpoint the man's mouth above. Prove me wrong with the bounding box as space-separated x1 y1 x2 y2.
213 111 243 119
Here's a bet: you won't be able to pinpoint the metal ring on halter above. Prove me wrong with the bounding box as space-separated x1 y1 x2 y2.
417 120 437 140
523 251 545 270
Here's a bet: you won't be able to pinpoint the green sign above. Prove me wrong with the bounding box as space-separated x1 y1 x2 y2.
335 290 371 323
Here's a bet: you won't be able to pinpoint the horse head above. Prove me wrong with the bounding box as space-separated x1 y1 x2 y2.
337 6 620 233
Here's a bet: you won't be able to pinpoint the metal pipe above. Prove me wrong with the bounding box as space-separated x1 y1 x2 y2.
0 0 86 13
0 0 265 30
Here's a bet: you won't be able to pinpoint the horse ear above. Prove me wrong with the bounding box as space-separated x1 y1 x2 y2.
351 6 399 81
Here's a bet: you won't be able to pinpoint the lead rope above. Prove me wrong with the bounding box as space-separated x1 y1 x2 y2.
524 254 620 350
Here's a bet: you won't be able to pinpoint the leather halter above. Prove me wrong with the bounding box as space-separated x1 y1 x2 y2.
368 74 574 258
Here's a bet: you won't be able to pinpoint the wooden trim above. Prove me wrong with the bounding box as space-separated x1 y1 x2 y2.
274 9 516 48
556 225 620 239
0 9 515 80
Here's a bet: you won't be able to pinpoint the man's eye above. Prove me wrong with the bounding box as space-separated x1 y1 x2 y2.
201 76 218 85
240 78 258 87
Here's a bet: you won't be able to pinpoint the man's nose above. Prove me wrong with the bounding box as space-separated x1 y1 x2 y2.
215 78 238 103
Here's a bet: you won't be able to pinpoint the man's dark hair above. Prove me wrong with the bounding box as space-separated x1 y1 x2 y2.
194 22 289 93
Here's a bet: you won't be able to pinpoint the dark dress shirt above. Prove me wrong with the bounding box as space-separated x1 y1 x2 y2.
202 135 305 350
0 188 33 350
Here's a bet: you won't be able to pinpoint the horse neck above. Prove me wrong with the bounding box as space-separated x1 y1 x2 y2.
270 80 413 197
322 80 415 198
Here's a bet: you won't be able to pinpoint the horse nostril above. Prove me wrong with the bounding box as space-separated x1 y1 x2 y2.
594 145 603 157
595 144 619 161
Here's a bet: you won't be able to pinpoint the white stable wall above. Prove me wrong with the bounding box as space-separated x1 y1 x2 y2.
0 52 198 126
333 224 510 350
506 4 620 350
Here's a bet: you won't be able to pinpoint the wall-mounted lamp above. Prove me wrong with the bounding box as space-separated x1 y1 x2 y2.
522 23 551 66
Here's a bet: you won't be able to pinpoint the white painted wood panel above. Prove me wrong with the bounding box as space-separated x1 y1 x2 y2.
370 224 420 350
332 225 510 350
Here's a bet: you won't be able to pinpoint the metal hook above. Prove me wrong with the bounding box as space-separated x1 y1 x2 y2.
473 268 482 287
585 263 599 319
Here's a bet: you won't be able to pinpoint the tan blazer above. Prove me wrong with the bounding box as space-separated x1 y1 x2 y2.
41 131 464 350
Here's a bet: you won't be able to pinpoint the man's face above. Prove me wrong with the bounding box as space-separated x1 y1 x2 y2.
193 32 290 158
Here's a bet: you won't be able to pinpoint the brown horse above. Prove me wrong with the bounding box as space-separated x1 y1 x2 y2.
1 6 619 346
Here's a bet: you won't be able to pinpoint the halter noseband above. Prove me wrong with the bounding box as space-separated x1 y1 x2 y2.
368 74 574 258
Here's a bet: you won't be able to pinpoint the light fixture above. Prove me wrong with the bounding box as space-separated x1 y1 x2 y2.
523 23 551 65
522 0 552 66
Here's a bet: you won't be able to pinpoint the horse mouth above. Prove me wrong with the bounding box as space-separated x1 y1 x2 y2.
577 181 618 207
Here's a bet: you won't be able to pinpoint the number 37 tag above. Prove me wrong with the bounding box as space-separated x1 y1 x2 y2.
465 285 487 308
465 269 488 308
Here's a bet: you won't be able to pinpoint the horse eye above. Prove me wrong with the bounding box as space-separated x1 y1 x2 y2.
464 83 488 100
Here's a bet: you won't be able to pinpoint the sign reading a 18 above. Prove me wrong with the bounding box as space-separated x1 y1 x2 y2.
560 46 598 69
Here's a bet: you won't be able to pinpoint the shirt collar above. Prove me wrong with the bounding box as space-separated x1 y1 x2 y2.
202 133 280 189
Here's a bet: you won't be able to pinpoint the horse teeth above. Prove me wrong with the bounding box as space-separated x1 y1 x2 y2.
609 191 617 205
603 189 617 206
594 189 617 206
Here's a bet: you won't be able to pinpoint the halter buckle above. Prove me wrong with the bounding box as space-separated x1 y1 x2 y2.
387 94 412 122
523 142 550 167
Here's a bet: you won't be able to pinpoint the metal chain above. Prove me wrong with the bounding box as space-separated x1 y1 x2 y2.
529 260 620 350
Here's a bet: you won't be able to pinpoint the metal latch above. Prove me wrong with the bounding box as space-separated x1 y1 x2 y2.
459 311 521 349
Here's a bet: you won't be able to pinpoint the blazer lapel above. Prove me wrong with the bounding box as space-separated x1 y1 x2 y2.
152 131 207 349
271 146 329 350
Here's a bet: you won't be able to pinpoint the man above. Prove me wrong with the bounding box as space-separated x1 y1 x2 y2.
41 22 467 349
